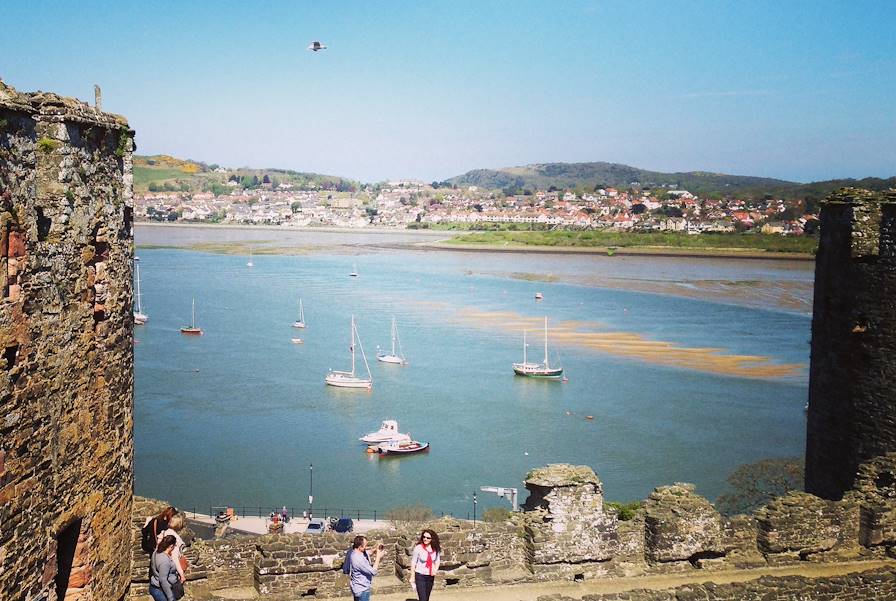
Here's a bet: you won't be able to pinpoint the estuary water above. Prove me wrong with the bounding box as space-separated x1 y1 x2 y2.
134 226 813 516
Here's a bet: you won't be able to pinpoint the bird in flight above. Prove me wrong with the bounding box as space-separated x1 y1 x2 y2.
307 41 327 52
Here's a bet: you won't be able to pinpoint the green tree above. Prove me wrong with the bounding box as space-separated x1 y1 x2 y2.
716 457 804 516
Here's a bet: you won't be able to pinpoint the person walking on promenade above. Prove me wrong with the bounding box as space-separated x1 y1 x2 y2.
349 535 383 601
409 529 441 601
149 535 182 601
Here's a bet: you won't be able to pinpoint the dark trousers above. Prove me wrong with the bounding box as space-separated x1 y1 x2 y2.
415 572 435 601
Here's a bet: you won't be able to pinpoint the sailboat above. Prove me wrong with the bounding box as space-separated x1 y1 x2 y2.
134 262 148 325
513 317 562 379
180 299 203 336
349 262 358 277
292 299 306 329
325 315 372 389
247 247 254 268
376 317 406 365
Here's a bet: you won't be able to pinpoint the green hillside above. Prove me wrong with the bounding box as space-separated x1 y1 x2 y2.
446 162 896 200
446 162 795 196
133 155 359 194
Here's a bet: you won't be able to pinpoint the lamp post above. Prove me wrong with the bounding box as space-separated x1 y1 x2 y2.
473 492 477 525
308 463 314 519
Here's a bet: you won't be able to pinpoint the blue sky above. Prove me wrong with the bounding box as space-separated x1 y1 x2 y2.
2 1 894 183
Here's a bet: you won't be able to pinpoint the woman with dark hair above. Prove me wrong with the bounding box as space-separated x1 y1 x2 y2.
408 529 441 601
149 534 181 601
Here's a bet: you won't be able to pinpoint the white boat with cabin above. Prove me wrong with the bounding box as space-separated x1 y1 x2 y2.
359 420 410 444
325 315 372 389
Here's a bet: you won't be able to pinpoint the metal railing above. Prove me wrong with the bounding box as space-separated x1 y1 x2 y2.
204 505 455 522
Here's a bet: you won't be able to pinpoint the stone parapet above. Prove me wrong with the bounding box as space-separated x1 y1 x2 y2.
756 492 860 561
644 483 723 564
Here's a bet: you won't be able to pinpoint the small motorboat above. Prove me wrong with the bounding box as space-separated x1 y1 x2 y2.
372 440 429 455
359 420 409 444
534 292 544 300
291 338 303 344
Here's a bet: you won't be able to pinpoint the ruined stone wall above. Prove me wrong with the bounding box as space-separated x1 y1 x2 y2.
1 80 134 601
805 188 896 500
131 460 896 598
537 567 896 601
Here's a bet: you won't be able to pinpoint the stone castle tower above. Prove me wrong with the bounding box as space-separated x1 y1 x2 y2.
1 80 134 601
805 187 896 500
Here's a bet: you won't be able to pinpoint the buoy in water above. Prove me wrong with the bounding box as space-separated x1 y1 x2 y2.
562 376 569 382
585 415 594 420
366 447 376 454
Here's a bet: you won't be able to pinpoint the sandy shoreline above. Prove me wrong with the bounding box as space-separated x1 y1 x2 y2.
135 222 814 261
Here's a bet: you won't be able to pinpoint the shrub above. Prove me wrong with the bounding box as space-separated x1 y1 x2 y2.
385 504 433 527
37 137 61 153
605 501 641 521
483 507 511 523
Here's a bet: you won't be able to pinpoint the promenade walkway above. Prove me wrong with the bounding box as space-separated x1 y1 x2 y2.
188 512 394 536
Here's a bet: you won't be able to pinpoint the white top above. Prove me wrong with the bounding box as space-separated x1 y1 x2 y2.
159 528 186 579
411 543 440 576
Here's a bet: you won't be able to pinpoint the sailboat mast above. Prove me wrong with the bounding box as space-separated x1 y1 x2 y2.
391 317 397 355
544 317 549 367
191 299 196 328
523 330 527 364
350 315 356 376
135 263 142 313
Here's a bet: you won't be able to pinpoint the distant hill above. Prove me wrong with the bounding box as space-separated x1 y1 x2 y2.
133 155 359 193
445 161 896 200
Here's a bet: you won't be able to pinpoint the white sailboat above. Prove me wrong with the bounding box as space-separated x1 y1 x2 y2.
513 317 562 379
349 262 358 277
134 262 148 325
376 317 406 365
247 247 254 268
292 299 306 328
325 315 372 389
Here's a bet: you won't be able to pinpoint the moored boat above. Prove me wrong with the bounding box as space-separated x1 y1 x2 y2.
180 299 203 336
372 440 429 455
292 298 306 328
376 317 406 365
325 315 372 389
513 316 562 379
359 420 410 444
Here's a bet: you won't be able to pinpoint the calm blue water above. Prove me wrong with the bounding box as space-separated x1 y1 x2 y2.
134 242 811 516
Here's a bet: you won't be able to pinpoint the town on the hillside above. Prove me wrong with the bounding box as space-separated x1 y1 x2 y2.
136 179 818 235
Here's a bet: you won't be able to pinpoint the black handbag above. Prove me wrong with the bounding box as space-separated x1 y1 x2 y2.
171 580 185 600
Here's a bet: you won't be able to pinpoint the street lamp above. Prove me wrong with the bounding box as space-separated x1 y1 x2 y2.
473 492 477 525
308 463 314 519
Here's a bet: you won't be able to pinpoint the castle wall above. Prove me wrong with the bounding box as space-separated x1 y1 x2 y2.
805 188 896 500
1 81 134 601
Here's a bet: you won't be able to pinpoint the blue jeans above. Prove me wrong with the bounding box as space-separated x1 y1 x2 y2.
353 591 371 601
148 585 168 601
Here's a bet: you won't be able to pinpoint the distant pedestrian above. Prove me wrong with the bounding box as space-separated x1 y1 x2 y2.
149 534 183 601
409 529 441 601
349 535 383 601
282 505 289 523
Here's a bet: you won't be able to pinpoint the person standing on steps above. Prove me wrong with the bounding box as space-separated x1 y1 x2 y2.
349 535 383 601
409 529 441 601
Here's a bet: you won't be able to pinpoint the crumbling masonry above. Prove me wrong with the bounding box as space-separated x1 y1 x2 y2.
1 80 134 601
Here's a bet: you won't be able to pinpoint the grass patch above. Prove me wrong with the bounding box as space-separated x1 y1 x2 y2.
385 504 434 527
605 501 641 521
446 230 817 254
133 166 190 188
37 137 61 153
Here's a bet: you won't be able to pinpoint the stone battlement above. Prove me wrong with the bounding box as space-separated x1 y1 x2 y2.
130 459 896 600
